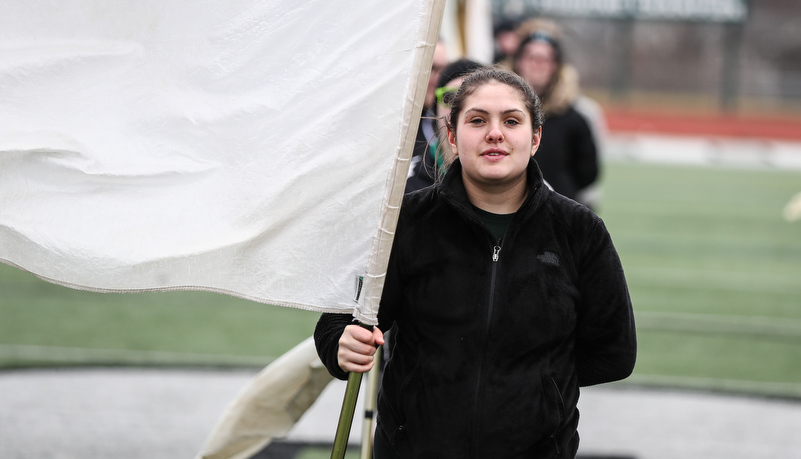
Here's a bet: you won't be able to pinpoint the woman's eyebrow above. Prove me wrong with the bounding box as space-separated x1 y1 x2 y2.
464 107 525 115
464 107 489 115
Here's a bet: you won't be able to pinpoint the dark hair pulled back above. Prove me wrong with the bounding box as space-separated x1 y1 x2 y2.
446 67 543 137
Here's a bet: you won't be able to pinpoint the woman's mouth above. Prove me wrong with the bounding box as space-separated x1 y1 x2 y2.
482 148 507 158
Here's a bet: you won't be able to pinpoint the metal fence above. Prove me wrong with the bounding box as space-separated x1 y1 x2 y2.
491 0 801 111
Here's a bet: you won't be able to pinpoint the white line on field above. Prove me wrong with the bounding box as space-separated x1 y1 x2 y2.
636 311 801 337
628 266 801 294
627 373 801 399
0 344 274 366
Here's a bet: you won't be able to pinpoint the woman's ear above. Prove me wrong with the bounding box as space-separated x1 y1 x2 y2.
531 126 542 157
447 127 458 156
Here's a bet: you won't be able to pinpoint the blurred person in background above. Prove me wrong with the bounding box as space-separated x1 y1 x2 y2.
492 17 522 68
427 58 486 179
513 19 602 209
407 39 450 193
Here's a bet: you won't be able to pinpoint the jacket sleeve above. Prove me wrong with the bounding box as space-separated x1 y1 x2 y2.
314 312 355 380
575 216 637 386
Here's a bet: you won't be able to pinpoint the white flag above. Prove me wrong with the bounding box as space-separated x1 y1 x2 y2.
0 0 445 324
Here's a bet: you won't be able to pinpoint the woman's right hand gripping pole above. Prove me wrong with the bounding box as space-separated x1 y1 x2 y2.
337 324 385 374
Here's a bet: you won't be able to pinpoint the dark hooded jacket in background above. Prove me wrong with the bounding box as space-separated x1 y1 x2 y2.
315 158 636 458
405 110 438 193
536 65 599 202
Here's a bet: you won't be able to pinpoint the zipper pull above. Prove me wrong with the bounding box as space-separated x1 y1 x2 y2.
492 245 501 262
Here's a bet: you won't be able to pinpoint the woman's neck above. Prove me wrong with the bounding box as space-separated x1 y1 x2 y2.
463 174 528 214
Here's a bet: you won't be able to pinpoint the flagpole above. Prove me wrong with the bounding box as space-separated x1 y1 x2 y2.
330 370 363 459
329 2 445 458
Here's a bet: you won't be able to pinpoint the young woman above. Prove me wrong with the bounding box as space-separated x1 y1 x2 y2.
315 67 636 458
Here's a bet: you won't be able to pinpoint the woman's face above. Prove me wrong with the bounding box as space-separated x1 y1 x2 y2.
448 82 541 190
515 40 557 94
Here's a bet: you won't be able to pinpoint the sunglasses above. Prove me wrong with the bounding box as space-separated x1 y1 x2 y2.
435 86 459 108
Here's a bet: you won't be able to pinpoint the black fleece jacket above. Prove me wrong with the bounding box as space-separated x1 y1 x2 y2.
315 159 636 458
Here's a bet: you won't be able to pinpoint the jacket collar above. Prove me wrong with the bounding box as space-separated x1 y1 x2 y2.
437 158 548 218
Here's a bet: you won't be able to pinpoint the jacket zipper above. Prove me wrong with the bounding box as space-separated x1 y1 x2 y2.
487 244 501 337
469 242 502 456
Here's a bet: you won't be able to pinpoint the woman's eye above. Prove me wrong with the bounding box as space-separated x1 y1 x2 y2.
505 118 520 126
469 118 485 124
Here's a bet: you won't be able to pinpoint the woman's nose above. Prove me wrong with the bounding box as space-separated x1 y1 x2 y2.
486 125 503 142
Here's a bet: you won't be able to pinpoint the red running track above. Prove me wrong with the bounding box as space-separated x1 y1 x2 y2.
604 109 801 141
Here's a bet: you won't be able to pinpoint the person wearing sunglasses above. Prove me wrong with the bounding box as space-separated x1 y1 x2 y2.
406 39 449 194
407 59 485 191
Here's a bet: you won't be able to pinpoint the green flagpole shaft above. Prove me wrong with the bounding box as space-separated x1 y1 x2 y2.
331 364 364 459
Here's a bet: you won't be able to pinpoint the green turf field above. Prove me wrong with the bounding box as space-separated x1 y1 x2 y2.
1 160 800 399
599 161 801 398
0 268 320 368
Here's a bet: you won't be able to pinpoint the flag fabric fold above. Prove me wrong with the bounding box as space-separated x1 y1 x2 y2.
0 0 444 323
196 337 334 459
